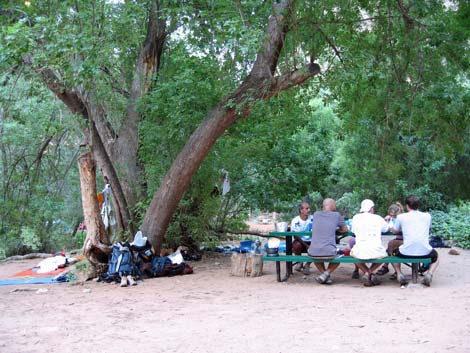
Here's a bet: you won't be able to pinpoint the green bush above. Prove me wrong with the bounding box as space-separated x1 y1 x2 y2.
20 226 41 251
431 202 470 249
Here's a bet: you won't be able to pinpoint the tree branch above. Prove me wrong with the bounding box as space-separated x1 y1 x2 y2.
232 0 250 28
32 136 53 168
270 63 321 97
22 55 89 119
396 0 415 32
316 25 343 64
251 0 294 79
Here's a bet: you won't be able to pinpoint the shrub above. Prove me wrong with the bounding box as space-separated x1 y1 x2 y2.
431 202 470 249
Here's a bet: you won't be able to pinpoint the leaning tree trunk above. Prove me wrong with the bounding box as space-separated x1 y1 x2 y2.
22 0 168 239
78 152 112 278
141 0 320 252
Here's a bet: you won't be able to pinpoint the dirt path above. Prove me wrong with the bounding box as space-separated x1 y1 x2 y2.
0 246 469 353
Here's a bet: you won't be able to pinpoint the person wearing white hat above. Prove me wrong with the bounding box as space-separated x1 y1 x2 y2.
350 199 389 286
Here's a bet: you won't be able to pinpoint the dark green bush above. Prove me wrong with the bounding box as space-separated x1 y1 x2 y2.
431 202 470 249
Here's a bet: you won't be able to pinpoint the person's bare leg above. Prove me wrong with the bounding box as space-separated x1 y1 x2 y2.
325 263 340 275
314 262 326 273
293 241 303 271
387 240 403 277
428 259 439 275
355 263 371 275
392 263 407 285
422 259 439 286
369 263 382 273
392 263 401 275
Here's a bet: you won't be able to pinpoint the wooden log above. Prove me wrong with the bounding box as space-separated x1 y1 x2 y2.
78 152 112 278
230 252 247 277
247 254 263 277
230 253 263 277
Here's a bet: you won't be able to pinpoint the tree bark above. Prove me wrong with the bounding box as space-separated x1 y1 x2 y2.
230 253 263 277
114 0 167 210
78 152 111 278
21 0 168 238
141 0 320 252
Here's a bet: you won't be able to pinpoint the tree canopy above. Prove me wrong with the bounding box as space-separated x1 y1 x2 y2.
1 0 469 257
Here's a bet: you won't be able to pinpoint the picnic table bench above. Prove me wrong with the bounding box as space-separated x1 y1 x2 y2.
264 231 431 284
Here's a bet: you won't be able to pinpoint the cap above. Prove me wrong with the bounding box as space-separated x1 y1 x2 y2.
359 199 374 213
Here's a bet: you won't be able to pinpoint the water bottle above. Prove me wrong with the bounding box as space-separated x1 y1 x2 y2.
254 240 261 254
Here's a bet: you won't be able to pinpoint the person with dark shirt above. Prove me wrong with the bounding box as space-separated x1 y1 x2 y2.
308 198 348 285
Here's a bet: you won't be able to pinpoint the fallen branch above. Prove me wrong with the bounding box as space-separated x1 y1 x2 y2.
1 253 54 262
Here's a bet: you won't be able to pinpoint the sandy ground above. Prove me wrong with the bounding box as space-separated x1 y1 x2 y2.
0 236 469 353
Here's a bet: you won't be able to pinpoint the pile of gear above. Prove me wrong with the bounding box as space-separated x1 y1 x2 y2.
98 232 193 287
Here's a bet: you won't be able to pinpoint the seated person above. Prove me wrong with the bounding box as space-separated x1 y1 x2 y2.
348 202 403 279
291 201 314 274
376 202 404 278
350 199 389 286
308 198 348 284
391 195 439 286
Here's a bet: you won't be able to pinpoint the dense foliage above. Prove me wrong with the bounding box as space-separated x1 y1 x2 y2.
1 0 469 256
431 203 470 249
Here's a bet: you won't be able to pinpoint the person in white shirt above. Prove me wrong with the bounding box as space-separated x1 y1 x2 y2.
290 202 314 274
350 199 389 286
392 195 439 286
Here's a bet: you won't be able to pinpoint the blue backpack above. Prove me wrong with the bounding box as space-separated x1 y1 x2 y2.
150 256 186 277
100 242 138 283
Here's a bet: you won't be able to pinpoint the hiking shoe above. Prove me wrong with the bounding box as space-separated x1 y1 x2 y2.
397 273 408 286
315 272 330 284
422 273 432 287
370 274 381 286
352 270 360 279
362 275 373 287
324 277 333 285
294 262 303 272
376 266 389 276
303 263 311 275
120 276 128 287
127 275 137 286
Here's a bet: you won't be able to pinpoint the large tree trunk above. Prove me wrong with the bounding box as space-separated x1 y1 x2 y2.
112 0 167 211
141 0 320 251
22 0 168 238
78 152 112 278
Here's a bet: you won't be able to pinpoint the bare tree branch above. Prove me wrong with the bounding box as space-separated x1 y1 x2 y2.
32 136 53 168
316 25 343 64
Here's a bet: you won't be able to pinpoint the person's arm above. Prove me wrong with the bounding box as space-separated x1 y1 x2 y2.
380 217 389 234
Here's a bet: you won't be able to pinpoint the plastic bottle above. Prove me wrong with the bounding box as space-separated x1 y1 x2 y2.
254 239 261 254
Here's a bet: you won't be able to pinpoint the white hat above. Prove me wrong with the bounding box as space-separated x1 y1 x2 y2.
359 199 374 213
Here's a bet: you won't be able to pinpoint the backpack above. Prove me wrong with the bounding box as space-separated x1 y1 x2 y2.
150 256 172 277
99 242 138 283
429 235 450 248
131 240 154 263
150 255 193 278
131 240 155 277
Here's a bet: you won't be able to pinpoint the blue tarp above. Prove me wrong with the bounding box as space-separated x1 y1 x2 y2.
0 277 66 286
